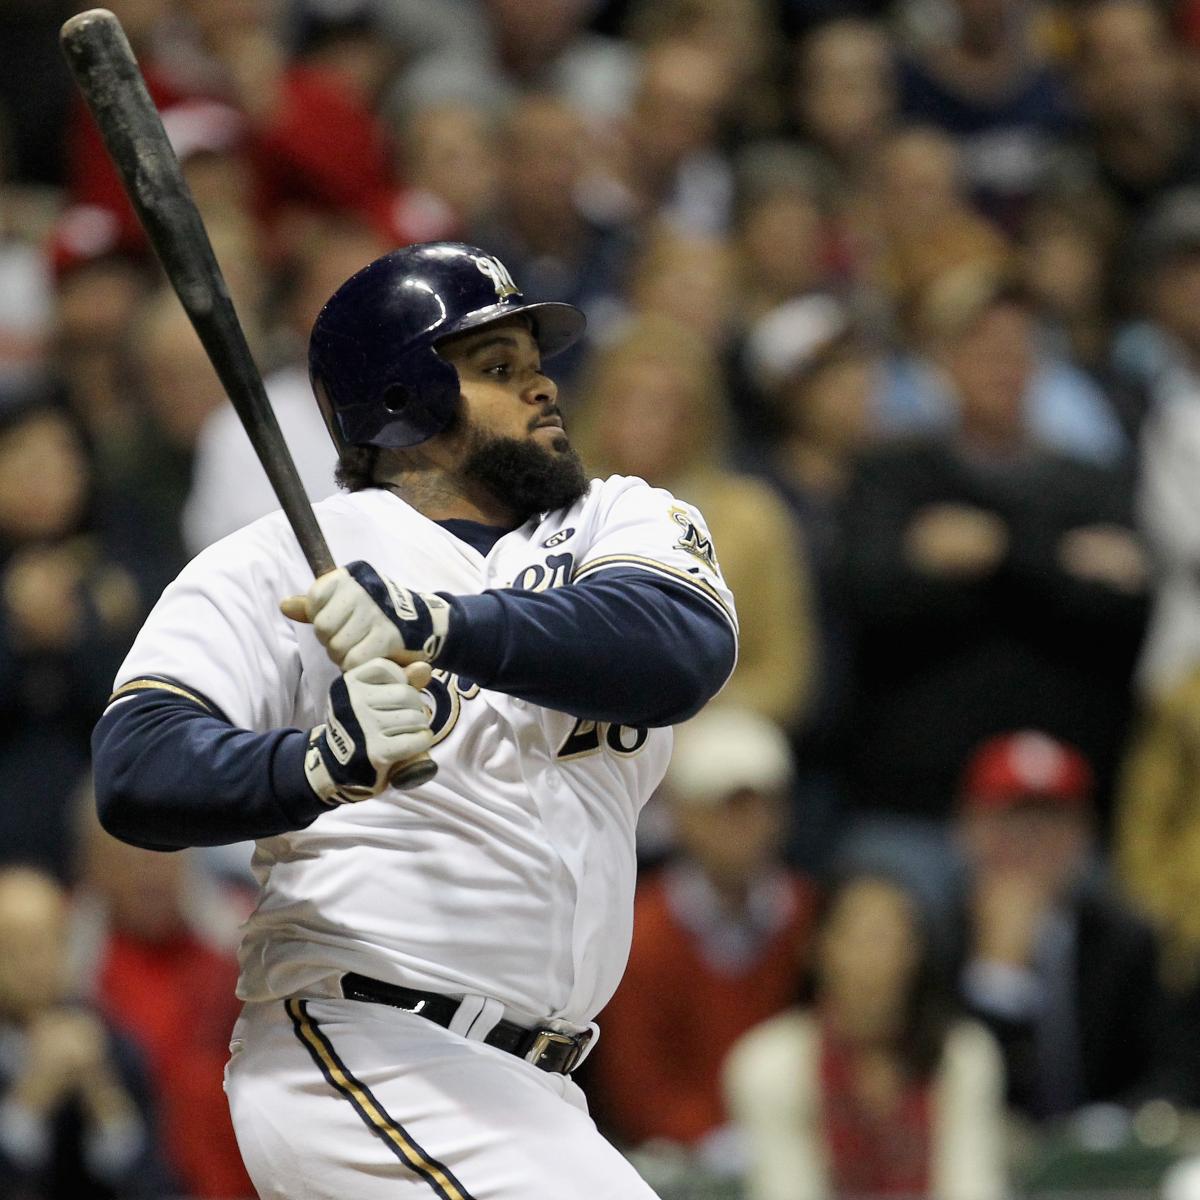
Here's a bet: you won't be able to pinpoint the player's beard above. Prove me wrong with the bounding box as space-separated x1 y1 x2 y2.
460 423 589 523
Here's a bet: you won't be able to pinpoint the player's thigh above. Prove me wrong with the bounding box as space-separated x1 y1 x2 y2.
226 998 660 1200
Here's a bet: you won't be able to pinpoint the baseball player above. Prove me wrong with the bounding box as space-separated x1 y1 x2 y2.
92 242 738 1199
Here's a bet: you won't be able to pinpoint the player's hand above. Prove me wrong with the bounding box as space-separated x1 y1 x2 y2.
305 659 435 804
281 562 451 672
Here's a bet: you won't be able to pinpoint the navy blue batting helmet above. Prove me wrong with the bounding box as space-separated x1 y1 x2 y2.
309 242 586 449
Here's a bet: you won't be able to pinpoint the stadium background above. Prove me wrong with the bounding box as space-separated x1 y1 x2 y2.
2 0 1200 1196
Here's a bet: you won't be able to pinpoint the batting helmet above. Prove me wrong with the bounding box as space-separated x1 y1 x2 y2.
309 242 586 449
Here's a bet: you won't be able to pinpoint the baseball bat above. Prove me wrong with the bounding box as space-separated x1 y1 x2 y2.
60 8 437 789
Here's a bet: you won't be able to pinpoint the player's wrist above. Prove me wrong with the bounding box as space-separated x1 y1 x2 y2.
423 592 460 664
304 729 350 806
411 588 452 663
270 728 342 822
428 591 502 680
304 681 384 805
305 722 405 806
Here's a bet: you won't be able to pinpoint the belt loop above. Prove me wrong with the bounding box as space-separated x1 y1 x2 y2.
571 1021 600 1069
458 996 505 1043
446 994 486 1038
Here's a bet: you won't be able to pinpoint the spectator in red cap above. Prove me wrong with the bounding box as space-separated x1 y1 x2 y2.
955 729 1193 1119
64 0 222 265
47 204 157 475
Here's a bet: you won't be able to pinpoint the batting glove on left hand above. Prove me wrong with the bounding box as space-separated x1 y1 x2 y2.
282 561 451 672
305 659 435 804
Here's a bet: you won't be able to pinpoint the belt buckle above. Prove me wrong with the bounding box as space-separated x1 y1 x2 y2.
527 1027 591 1074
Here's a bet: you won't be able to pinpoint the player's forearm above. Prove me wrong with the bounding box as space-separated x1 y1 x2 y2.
92 691 326 848
439 571 737 727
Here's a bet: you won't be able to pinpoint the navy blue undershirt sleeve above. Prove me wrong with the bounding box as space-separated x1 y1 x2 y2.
438 568 736 727
92 690 325 849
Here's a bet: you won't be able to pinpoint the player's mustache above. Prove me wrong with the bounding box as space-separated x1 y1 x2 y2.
528 406 565 432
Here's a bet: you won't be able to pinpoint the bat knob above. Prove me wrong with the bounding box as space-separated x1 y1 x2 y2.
388 754 438 789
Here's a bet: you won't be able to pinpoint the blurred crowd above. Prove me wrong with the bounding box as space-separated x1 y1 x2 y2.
4 0 1200 1196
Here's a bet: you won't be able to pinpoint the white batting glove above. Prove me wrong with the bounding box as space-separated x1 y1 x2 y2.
304 659 435 804
281 561 452 672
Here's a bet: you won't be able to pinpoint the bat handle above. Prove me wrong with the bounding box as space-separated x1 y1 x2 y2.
286 589 439 787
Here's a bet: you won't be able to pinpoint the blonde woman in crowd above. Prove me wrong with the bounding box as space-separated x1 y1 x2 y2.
573 313 814 729
628 227 742 352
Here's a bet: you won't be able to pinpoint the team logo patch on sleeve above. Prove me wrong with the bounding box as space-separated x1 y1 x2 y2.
670 507 718 570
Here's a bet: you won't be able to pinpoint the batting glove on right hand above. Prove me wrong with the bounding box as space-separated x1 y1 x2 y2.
304 659 435 804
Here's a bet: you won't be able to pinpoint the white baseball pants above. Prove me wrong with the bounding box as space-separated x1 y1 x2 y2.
225 997 661 1199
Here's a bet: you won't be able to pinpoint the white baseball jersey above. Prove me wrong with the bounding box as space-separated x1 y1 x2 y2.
114 475 736 1028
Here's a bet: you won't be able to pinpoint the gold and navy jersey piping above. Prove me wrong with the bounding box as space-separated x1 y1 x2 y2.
106 675 225 718
572 554 738 631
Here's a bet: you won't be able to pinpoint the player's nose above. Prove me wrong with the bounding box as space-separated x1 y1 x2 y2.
521 371 557 406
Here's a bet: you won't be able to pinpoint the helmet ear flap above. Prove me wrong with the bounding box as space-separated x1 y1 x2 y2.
364 351 461 448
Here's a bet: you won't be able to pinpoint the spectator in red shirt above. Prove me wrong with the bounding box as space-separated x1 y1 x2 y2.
75 797 252 1199
587 704 817 1172
178 0 455 251
65 0 196 242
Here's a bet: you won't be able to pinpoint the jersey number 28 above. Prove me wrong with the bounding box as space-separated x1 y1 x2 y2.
557 718 649 761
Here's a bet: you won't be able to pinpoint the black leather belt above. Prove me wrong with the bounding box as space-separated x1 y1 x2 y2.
340 973 593 1075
